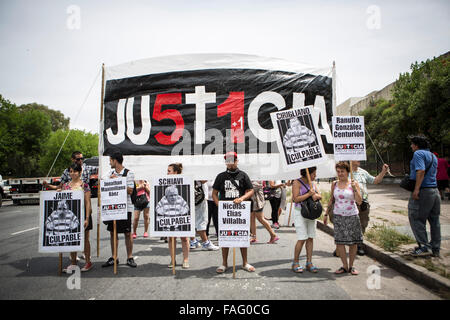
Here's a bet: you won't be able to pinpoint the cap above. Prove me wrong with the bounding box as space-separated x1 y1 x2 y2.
224 151 238 161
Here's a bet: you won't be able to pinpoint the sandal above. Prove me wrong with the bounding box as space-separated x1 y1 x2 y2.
349 267 359 275
168 261 176 268
306 262 318 273
250 238 258 244
267 236 279 244
335 267 348 274
216 265 228 274
242 263 255 272
291 262 304 273
182 261 189 269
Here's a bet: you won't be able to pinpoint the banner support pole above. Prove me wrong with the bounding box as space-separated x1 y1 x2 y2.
287 188 293 227
97 63 105 258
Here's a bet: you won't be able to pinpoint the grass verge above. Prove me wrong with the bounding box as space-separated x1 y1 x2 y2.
365 223 415 252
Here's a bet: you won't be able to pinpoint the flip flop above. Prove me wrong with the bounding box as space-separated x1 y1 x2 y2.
267 236 279 244
349 267 359 275
242 264 255 272
335 267 348 274
216 265 228 274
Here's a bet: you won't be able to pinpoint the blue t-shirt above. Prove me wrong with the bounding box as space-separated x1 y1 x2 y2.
409 149 437 187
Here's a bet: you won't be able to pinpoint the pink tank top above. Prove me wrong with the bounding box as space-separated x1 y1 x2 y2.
333 182 358 216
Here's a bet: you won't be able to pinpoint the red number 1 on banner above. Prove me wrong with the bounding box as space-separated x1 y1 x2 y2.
217 92 245 143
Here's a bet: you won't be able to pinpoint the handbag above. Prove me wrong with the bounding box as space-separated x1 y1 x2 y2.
298 179 323 220
400 154 433 192
359 200 369 212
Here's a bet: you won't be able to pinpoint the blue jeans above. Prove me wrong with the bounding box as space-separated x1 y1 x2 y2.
408 188 441 252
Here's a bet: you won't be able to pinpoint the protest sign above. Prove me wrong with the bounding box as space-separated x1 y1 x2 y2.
39 190 84 253
100 177 128 221
271 106 327 170
332 116 366 161
150 175 195 237
218 201 250 248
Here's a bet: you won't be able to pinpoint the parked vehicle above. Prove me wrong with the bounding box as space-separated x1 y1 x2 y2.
9 177 58 205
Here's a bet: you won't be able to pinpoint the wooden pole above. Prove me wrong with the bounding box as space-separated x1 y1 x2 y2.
287 190 293 226
306 168 313 189
233 248 236 279
58 253 63 276
113 220 117 275
350 161 354 181
172 237 176 275
97 63 105 258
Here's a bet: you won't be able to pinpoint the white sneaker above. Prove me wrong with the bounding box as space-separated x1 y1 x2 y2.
202 241 219 251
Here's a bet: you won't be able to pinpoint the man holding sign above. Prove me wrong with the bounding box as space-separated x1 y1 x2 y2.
102 151 137 268
213 152 255 273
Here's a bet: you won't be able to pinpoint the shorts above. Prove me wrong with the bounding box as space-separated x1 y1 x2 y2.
195 200 208 231
134 202 150 211
293 207 316 240
85 215 93 232
106 212 132 234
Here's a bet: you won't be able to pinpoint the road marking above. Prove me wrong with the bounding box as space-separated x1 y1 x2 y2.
11 227 39 235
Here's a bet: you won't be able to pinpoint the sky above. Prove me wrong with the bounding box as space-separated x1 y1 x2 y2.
0 0 449 134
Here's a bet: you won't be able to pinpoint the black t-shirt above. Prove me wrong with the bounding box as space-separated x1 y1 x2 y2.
213 169 253 201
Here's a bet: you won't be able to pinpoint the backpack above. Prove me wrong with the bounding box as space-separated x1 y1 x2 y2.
298 179 323 220
123 169 137 205
194 181 205 206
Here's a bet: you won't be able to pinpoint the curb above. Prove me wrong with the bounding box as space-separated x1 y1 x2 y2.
316 220 450 296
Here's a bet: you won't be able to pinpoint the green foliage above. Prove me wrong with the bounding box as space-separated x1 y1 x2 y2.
362 54 450 163
19 103 70 131
40 129 98 177
365 224 415 252
0 95 52 177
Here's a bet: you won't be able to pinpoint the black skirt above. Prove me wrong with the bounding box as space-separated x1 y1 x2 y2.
333 214 363 245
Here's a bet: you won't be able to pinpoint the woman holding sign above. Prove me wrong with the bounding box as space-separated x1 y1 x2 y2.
165 163 190 269
324 162 363 275
291 167 321 273
61 163 93 273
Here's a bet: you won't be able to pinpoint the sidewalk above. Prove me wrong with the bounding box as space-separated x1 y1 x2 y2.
310 182 450 296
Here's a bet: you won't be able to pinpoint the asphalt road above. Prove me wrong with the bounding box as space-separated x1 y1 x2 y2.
0 199 441 300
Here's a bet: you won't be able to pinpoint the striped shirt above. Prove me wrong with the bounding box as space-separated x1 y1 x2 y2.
283 125 316 151
155 196 189 217
45 209 79 235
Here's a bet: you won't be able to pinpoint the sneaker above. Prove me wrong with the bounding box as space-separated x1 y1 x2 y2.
202 241 219 251
411 246 432 257
132 233 137 239
432 250 441 258
143 232 149 238
81 262 93 272
102 257 118 267
273 223 280 229
127 258 137 268
190 239 201 249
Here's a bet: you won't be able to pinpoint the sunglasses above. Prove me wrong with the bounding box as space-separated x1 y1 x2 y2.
75 157 84 161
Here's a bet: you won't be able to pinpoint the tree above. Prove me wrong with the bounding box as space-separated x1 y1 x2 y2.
0 95 52 177
40 129 99 177
19 103 70 131
362 53 450 171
